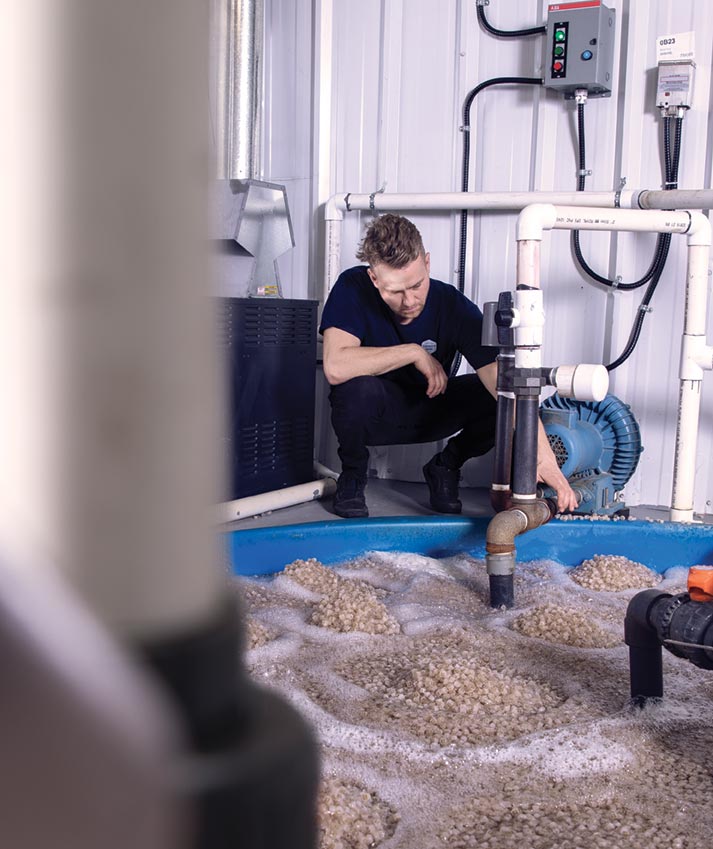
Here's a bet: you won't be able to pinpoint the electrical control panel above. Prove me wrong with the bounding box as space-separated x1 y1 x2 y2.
544 1 616 99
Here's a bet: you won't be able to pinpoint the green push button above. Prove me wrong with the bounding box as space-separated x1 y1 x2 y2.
555 29 566 42
554 44 564 56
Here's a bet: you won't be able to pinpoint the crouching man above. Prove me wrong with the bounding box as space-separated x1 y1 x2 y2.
320 214 576 518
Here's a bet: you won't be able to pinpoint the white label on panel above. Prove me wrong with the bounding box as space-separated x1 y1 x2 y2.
656 31 695 63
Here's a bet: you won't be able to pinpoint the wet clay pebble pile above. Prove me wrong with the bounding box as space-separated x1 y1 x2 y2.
283 557 400 635
318 777 400 849
569 553 662 591
246 616 272 649
512 602 621 649
239 552 713 849
337 636 568 747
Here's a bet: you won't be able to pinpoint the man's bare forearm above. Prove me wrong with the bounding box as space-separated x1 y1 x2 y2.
324 343 424 385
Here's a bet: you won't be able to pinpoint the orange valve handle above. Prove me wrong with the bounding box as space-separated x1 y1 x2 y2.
687 566 713 602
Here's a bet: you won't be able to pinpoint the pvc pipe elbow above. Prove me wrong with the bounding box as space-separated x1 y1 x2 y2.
325 194 347 221
687 211 712 246
516 203 558 241
680 336 713 380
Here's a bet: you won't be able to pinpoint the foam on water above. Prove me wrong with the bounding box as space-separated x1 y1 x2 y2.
236 549 713 849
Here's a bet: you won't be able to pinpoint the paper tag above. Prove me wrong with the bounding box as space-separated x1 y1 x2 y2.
656 31 695 63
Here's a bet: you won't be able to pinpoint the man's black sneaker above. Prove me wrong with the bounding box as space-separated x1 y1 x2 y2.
423 454 462 514
333 474 369 519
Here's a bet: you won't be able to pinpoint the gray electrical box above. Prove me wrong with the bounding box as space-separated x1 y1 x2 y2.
544 1 616 99
656 61 695 114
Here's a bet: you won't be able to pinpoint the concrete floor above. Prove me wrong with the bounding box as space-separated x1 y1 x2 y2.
223 478 704 533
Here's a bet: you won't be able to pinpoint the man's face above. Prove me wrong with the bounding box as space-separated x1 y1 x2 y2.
367 253 431 324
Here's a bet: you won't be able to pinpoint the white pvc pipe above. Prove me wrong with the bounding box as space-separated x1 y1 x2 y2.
322 191 629 303
516 240 542 289
342 191 635 212
323 190 713 302
324 218 343 302
670 220 713 521
216 475 337 524
516 204 712 523
670 381 702 523
518 205 692 240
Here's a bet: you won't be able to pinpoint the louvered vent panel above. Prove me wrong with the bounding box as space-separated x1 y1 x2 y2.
238 418 312 481
222 297 318 498
240 301 315 347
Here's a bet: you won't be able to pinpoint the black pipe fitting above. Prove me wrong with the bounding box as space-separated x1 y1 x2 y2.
625 588 713 705
141 602 319 849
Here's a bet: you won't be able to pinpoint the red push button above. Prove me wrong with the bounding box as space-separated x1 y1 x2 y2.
553 61 564 72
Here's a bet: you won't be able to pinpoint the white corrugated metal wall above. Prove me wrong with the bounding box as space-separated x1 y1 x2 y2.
246 0 713 514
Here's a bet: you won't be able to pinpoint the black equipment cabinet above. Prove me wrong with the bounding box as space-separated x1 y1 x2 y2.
221 298 318 500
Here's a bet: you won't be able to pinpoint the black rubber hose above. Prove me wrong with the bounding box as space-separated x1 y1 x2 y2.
570 103 684 370
453 76 543 377
476 3 546 38
458 77 543 292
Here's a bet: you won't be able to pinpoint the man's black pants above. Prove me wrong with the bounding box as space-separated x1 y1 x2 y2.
328 374 497 478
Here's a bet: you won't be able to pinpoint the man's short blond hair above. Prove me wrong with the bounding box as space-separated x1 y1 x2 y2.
356 214 425 269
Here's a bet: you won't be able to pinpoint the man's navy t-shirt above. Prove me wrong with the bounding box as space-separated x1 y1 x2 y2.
319 265 497 389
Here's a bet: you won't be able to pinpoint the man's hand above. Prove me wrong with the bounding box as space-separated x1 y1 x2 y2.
414 349 448 398
537 452 580 512
478 360 579 512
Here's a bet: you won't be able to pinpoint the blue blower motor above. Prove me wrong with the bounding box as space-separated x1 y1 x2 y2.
540 393 643 515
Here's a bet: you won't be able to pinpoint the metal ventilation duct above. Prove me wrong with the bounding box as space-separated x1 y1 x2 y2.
217 0 264 180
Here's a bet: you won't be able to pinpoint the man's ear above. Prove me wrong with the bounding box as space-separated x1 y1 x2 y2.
367 267 379 287
424 252 431 275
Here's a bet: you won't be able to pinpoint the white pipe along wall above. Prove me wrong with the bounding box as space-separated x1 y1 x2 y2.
515 204 712 523
217 465 337 524
324 188 713 299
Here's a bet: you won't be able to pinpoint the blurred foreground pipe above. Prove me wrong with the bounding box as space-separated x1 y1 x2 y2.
2 3 319 847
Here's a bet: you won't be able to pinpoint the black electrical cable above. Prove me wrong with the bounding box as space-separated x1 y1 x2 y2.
476 2 546 38
452 76 543 376
572 104 671 291
571 97 684 370
606 116 683 371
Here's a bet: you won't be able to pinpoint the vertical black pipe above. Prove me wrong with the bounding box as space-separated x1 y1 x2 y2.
628 645 664 705
625 589 668 704
489 573 515 609
491 393 515 510
512 395 540 497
